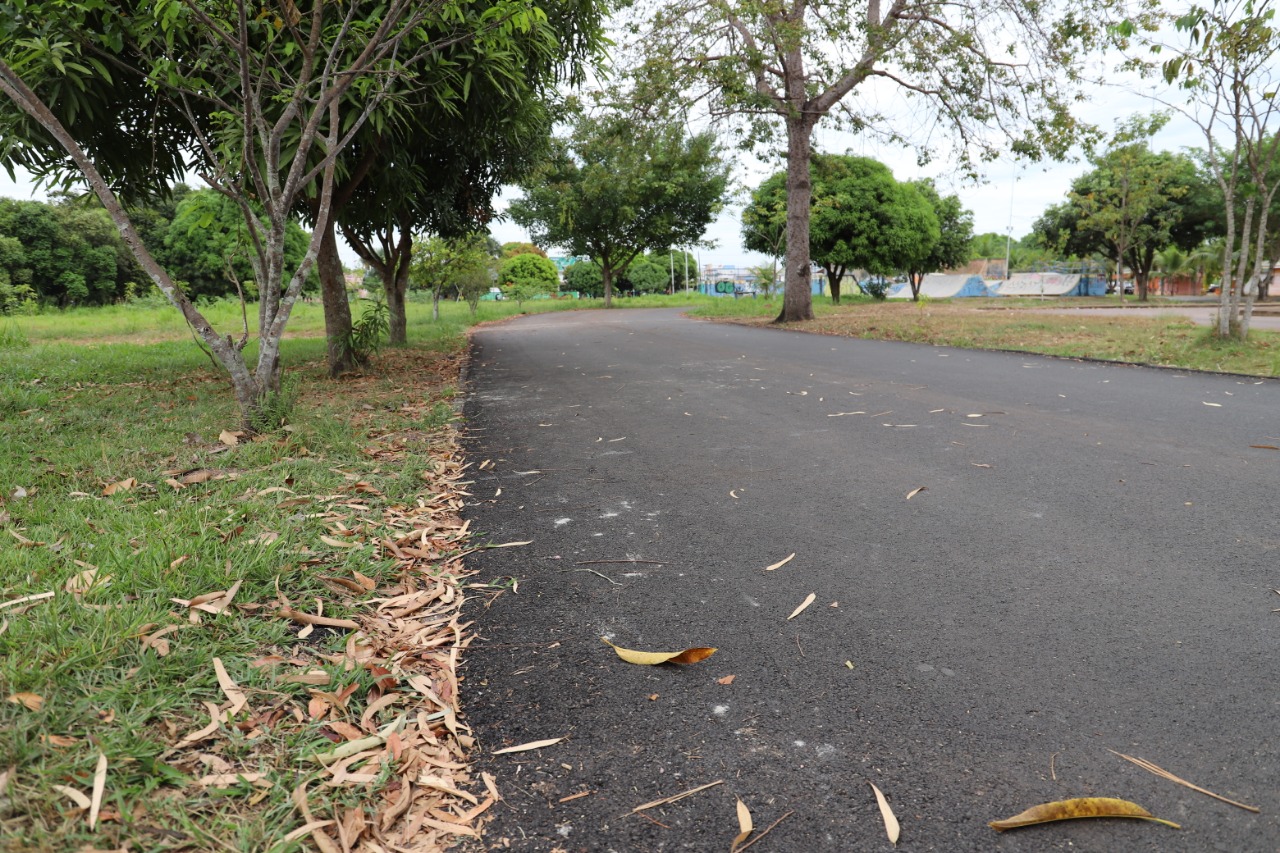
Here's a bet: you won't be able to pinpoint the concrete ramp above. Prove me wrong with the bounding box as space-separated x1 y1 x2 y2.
993 273 1084 296
887 273 990 299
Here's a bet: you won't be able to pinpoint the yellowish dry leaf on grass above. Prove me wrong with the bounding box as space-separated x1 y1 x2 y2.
218 429 243 446
870 782 900 845
212 657 248 715
7 692 43 711
0 591 53 611
905 486 926 500
88 753 107 829
989 797 1181 831
765 553 795 571
52 784 90 810
197 772 270 788
601 637 717 665
631 780 724 813
102 478 136 496
65 567 109 597
787 593 816 620
491 737 564 755
320 535 360 549
279 608 359 630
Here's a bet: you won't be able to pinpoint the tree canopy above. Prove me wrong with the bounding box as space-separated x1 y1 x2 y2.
741 155 945 303
625 0 1144 321
1032 137 1219 300
509 112 730 307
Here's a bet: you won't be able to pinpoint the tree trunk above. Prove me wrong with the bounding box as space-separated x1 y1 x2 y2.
603 263 614 308
825 265 842 304
910 271 923 301
1136 270 1150 302
318 220 358 376
775 113 815 323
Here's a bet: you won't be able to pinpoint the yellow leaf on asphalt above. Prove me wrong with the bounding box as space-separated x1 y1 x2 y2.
765 553 795 571
491 737 565 755
870 782 900 845
731 797 753 851
103 478 136 496
717 675 736 685
906 486 927 500
1202 402 1222 407
787 593 816 620
989 797 1181 831
601 637 717 665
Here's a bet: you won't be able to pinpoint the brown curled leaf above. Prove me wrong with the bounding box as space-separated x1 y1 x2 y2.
601 637 716 665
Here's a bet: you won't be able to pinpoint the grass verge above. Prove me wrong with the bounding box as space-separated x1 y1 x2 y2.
688 297 1280 376
0 302 543 851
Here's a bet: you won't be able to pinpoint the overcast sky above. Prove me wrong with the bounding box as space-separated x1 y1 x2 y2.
1 63 1205 271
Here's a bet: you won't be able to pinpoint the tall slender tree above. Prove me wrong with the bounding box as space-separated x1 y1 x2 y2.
624 0 1147 322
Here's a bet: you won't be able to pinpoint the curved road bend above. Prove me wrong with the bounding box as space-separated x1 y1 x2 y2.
460 308 1278 852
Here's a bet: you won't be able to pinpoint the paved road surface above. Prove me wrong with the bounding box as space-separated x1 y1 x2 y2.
460 308 1279 851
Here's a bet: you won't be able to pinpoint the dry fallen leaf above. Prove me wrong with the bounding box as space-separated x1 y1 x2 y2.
218 429 243 446
601 637 717 665
1249 444 1280 451
905 486 926 500
212 658 248 715
717 675 736 685
491 737 565 755
631 780 724 813
787 593 816 620
870 782 900 845
102 478 137 496
1108 750 1260 812
88 753 107 829
731 797 753 851
1202 402 1223 407
989 797 1180 831
765 553 796 571
7 692 44 711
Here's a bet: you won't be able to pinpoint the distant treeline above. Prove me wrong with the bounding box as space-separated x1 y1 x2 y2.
0 186 314 312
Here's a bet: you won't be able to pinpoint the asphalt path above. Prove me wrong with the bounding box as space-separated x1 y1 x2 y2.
459 308 1279 852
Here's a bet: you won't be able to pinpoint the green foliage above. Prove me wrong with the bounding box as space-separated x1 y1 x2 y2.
0 197 138 307
1033 134 1220 299
159 190 314 300
620 255 668 293
500 241 548 259
410 234 494 307
247 374 300 434
509 112 730 306
563 259 604 296
498 252 558 290
742 154 941 302
861 278 892 300
339 297 390 365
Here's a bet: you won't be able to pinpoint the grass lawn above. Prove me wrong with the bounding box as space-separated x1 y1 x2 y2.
689 295 1280 376
0 297 570 852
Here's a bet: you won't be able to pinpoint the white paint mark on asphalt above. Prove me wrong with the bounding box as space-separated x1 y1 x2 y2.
713 705 729 717
793 740 806 748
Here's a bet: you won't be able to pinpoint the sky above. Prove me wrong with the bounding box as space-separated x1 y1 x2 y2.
0 61 1206 272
